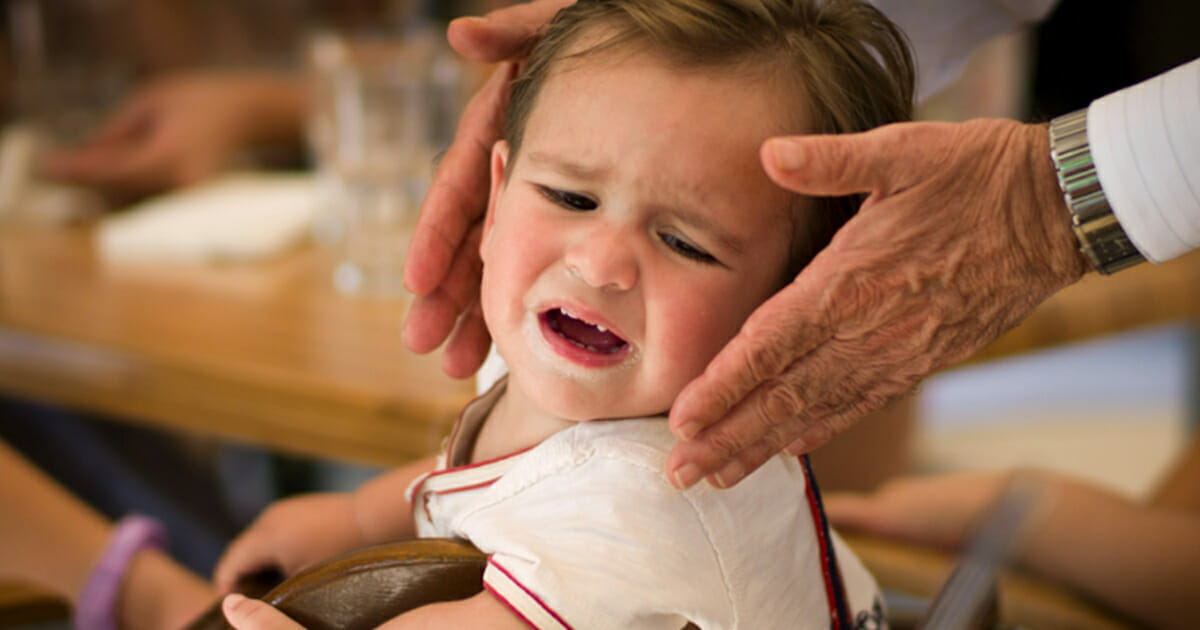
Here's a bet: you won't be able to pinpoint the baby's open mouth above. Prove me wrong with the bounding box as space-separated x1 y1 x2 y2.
542 308 628 354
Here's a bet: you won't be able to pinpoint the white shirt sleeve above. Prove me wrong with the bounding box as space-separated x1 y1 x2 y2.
870 0 1060 100
1088 57 1200 263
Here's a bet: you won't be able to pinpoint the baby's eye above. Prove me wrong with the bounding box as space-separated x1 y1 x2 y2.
539 186 597 211
660 232 717 264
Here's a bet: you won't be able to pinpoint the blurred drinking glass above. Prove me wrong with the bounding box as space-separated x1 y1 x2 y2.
308 27 460 298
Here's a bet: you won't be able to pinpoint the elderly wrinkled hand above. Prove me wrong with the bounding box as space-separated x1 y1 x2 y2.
664 119 1090 489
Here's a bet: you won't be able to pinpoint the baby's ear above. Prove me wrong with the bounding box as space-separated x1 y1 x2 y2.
481 140 510 257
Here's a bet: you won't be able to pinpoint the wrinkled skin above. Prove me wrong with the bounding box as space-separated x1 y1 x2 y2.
402 1 1091 489
665 120 1089 488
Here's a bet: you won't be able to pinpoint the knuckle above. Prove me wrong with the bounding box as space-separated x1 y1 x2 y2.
736 446 774 479
737 331 790 391
803 420 837 447
760 379 806 422
743 344 785 385
701 383 743 423
705 428 750 460
757 424 794 456
830 271 889 323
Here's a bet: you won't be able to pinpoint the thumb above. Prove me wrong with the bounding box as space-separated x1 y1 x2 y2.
760 123 923 198
222 594 304 630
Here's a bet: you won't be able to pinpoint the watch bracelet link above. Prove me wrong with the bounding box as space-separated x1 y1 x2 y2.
1047 108 1145 274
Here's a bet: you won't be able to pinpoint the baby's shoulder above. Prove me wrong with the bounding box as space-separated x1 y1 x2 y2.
508 418 809 519
523 417 688 482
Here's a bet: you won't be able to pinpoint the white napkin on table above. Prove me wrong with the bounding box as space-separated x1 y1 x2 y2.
97 173 320 264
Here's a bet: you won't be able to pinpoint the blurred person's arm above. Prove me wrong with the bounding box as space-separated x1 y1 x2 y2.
41 71 307 202
0 438 213 630
827 437 1200 630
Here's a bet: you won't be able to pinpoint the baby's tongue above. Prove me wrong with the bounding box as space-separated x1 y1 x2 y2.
553 310 626 353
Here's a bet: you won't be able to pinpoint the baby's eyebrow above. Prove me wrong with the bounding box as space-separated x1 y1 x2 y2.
526 151 610 180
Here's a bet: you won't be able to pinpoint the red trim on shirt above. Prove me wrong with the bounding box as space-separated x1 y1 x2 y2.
484 582 540 630
489 556 575 630
415 444 536 503
427 443 538 480
431 477 501 496
803 458 843 629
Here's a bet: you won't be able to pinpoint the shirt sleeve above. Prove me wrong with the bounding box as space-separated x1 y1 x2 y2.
458 453 733 630
1088 57 1200 263
870 0 1059 100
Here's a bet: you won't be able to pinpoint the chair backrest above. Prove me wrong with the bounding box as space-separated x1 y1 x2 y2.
184 538 487 630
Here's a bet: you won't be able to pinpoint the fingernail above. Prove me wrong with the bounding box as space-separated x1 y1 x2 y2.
222 593 245 611
465 15 490 25
769 138 805 171
675 421 700 441
672 464 702 489
711 461 745 489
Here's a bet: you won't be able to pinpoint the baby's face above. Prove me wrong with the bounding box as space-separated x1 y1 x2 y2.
480 52 798 421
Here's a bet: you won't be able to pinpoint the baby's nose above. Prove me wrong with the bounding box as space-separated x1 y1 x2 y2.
563 228 638 291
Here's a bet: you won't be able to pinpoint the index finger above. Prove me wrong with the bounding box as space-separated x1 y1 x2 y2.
213 533 277 595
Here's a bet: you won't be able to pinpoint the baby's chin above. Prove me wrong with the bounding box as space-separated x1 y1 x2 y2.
525 385 673 423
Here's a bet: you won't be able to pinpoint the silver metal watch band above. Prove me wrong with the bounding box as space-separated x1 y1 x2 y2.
1047 108 1145 274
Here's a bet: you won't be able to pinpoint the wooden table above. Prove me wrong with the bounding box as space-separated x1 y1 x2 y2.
4 222 1199 466
0 223 474 467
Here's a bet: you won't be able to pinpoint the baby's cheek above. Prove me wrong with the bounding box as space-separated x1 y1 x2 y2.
657 314 732 382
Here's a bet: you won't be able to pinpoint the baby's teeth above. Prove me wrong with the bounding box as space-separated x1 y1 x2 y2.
596 325 607 332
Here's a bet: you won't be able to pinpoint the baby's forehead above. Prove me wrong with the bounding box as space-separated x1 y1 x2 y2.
539 45 810 131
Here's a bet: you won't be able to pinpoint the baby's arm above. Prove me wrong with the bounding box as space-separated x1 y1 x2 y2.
214 456 438 593
222 590 528 630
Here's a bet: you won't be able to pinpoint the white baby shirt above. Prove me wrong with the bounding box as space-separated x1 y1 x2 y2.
409 382 885 629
